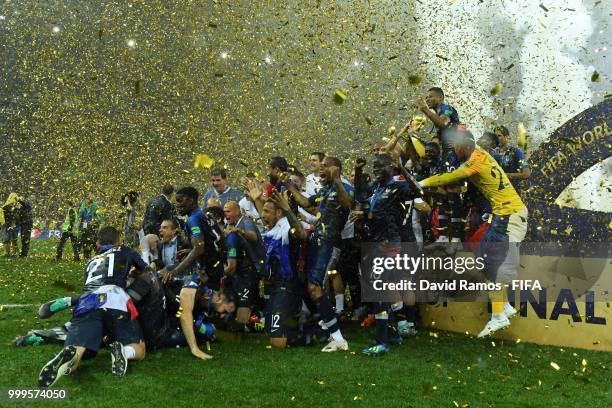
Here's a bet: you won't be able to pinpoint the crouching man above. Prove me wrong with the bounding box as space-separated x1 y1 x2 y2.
38 226 149 387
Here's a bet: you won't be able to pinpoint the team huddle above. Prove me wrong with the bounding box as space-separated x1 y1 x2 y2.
31 87 530 387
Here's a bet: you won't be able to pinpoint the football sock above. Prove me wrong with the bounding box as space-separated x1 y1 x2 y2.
335 294 344 314
315 296 344 341
448 192 465 241
490 288 506 317
436 193 450 238
404 304 417 324
124 345 136 360
50 297 73 313
375 311 389 344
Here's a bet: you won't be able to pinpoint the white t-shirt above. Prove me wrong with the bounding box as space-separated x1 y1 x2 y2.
239 197 265 232
304 173 322 198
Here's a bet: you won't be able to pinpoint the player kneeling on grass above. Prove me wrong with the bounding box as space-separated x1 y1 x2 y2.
257 191 310 349
38 226 149 387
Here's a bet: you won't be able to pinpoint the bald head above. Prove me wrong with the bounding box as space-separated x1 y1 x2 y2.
223 200 241 225
207 196 222 209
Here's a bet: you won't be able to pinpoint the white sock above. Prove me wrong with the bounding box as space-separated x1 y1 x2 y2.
301 301 311 316
124 345 136 360
330 329 345 342
504 303 516 312
335 294 344 314
437 235 449 242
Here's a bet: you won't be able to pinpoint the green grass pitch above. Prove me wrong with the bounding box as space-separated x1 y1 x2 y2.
0 239 610 407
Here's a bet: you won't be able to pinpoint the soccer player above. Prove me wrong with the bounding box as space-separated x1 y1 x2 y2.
158 187 224 360
142 185 176 235
284 156 353 352
38 226 148 387
418 128 528 337
494 125 531 192
238 173 266 232
354 154 420 355
304 151 325 197
267 156 289 197
412 87 464 243
223 201 261 325
413 87 460 143
27 272 236 354
258 190 311 348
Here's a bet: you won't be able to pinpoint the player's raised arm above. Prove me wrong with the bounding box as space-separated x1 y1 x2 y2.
270 191 306 240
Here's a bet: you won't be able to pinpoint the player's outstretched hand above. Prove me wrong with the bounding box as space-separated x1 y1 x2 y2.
271 191 290 212
355 157 366 171
159 267 174 284
245 179 263 201
191 348 213 360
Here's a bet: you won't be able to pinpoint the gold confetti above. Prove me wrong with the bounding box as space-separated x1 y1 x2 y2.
407 75 421 85
517 122 527 149
490 82 503 96
194 153 215 169
550 362 560 371
333 89 347 105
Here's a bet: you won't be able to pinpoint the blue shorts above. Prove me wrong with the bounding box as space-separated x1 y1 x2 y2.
306 235 335 287
182 274 200 289
65 308 143 352
478 209 528 283
264 284 301 338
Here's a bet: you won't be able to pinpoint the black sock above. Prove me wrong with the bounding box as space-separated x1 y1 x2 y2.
404 305 417 324
435 193 450 237
448 192 465 240
315 296 339 334
286 329 310 347
375 314 389 344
